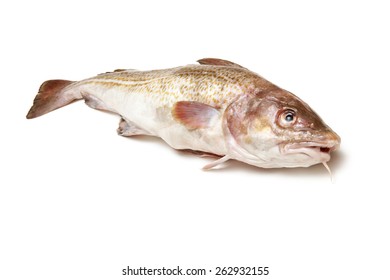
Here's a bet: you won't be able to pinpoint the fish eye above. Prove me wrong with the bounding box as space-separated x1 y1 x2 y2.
278 109 297 127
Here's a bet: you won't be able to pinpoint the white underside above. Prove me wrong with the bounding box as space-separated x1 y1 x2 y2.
76 84 228 156
66 82 330 169
225 144 328 169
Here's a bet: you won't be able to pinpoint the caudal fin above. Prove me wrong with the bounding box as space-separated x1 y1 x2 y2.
26 79 81 119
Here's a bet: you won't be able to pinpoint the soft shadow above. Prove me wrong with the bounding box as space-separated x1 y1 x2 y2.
327 150 346 172
120 132 346 179
119 134 167 145
184 150 347 179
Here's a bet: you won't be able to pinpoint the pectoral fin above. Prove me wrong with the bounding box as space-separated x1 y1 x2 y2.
172 101 220 129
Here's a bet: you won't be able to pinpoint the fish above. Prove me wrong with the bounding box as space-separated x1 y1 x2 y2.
26 58 340 171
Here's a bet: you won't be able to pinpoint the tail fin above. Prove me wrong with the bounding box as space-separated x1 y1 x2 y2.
26 80 81 119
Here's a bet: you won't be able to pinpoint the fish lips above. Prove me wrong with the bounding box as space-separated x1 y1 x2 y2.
280 141 340 163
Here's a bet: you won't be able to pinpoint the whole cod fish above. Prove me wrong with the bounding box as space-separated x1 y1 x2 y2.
27 58 340 170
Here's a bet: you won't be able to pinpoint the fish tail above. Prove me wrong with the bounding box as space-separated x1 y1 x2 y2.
26 80 81 119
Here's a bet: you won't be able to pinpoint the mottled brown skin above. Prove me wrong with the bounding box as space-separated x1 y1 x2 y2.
236 90 339 145
26 58 340 169
223 86 340 167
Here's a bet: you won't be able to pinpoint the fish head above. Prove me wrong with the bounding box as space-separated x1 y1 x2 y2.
224 90 340 168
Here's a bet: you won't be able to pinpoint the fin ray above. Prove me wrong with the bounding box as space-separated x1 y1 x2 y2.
117 118 151 136
82 92 111 111
26 80 79 119
172 101 220 129
197 58 245 69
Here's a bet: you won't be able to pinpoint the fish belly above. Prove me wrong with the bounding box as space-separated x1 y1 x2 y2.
75 82 228 156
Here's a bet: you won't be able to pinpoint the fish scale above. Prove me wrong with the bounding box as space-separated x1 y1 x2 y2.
26 58 340 170
78 72 240 109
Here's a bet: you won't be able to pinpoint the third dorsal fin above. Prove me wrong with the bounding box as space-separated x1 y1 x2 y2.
197 58 245 69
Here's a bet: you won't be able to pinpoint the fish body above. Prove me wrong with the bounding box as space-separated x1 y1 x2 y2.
27 58 340 170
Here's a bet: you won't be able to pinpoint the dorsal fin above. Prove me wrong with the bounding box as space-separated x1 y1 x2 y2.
98 69 137 75
197 58 245 69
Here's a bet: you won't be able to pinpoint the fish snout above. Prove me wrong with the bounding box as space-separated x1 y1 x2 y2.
316 129 341 153
327 128 340 145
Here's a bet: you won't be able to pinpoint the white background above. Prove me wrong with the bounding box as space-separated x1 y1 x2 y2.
1 1 389 279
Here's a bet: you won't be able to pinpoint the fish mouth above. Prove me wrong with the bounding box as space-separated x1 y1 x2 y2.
281 141 339 162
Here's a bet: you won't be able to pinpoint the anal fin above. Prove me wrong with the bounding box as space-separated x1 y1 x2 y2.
82 92 111 111
179 149 221 158
117 118 151 137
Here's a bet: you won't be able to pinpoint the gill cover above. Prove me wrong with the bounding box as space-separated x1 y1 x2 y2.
222 95 269 167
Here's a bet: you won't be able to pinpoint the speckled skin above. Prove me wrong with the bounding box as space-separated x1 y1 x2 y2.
68 64 276 156
27 59 340 169
77 64 273 107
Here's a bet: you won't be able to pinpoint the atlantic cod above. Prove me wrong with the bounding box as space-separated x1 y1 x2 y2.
26 58 340 170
